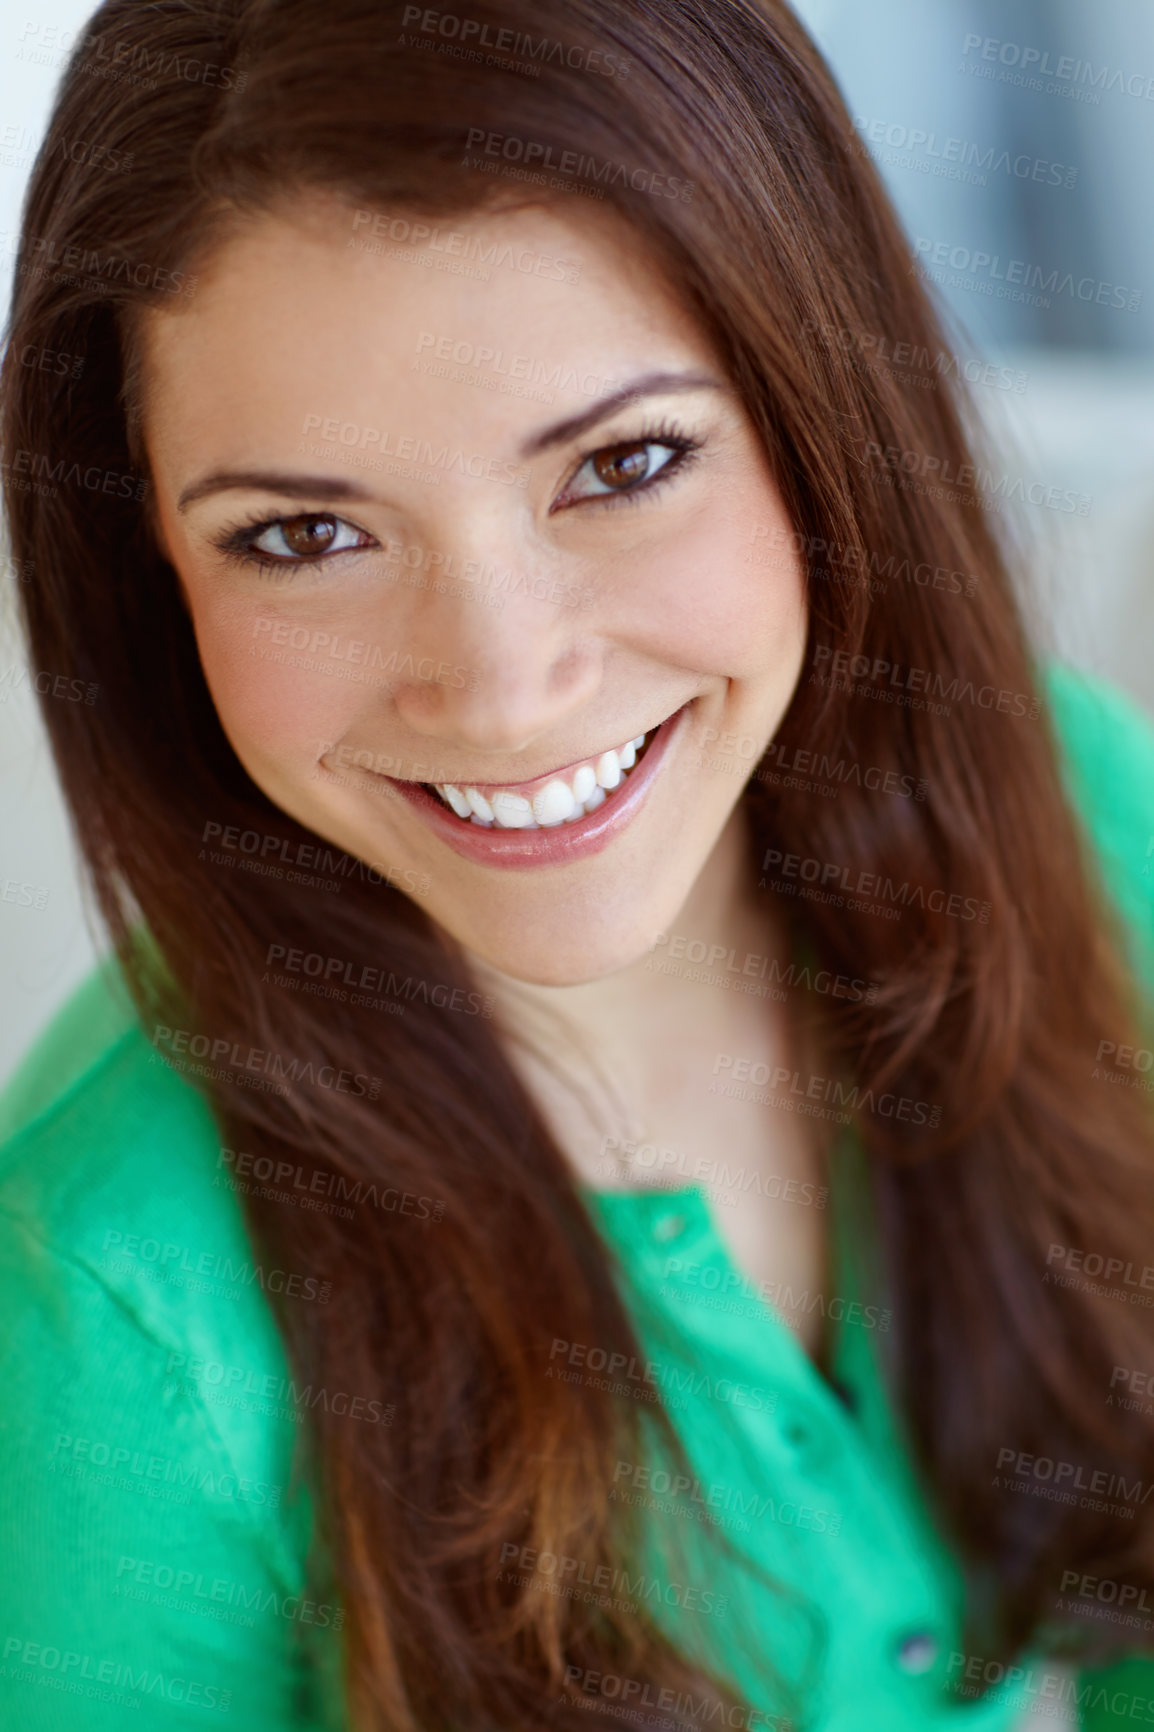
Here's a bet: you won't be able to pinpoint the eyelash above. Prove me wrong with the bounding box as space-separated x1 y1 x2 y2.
551 417 701 515
208 418 703 575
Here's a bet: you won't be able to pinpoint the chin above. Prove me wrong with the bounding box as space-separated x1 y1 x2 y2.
458 906 666 989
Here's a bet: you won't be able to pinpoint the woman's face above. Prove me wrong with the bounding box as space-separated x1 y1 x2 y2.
140 194 806 985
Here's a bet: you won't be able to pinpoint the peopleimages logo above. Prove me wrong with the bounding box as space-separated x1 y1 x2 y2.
462 129 695 202
647 930 878 1001
299 411 529 486
710 1053 941 1127
961 34 1154 103
115 1552 347 1629
0 1635 231 1712
852 116 1077 189
414 329 625 400
251 616 478 691
400 5 632 78
912 237 1141 313
994 1446 1153 1512
813 645 1041 718
760 843 991 926
264 941 494 1018
0 230 196 298
151 1022 383 1102
1059 1567 1154 1618
1046 1243 1154 1293
498 1543 728 1617
349 210 582 283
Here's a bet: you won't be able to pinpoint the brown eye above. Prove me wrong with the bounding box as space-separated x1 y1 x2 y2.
552 434 692 512
279 514 338 555
222 510 370 571
591 443 653 489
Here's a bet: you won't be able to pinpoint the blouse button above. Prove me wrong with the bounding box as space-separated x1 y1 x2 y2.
894 1631 939 1675
652 1212 689 1242
776 1407 842 1470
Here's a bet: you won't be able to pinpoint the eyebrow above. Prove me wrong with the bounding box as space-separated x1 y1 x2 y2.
517 369 728 457
175 369 727 512
177 470 380 514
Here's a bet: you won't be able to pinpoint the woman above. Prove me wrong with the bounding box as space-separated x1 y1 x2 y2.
1 0 1152 1726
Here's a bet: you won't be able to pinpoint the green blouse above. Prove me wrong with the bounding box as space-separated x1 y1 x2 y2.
0 661 1151 1730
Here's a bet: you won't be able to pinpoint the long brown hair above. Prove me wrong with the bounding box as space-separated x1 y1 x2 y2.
3 0 1153 1723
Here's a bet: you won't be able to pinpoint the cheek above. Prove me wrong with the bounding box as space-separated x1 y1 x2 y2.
604 488 805 677
187 593 363 770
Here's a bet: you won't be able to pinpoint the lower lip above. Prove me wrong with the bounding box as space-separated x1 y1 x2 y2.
382 703 691 870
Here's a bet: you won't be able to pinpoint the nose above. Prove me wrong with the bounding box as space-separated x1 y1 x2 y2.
381 517 603 757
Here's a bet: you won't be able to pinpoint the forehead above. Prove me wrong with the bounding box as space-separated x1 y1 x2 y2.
135 193 709 463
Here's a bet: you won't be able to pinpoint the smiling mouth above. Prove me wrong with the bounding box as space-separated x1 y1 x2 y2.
418 727 659 829
372 702 691 870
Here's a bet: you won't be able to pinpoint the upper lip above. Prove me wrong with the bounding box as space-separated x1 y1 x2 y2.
393 706 679 792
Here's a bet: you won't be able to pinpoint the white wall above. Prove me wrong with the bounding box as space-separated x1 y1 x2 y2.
1 0 118 1080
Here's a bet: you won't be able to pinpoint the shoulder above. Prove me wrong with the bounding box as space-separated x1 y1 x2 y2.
1043 660 1154 842
0 960 341 1726
0 953 304 1492
1041 660 1154 992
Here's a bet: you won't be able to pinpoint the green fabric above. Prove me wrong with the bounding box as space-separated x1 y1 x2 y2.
0 662 1150 1728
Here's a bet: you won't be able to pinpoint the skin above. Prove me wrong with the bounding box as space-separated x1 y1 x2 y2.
139 192 830 1352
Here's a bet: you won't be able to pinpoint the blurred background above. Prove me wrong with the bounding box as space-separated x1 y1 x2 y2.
2 0 1153 1085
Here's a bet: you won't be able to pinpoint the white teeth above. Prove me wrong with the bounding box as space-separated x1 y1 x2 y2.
532 779 578 826
492 790 535 828
441 783 472 819
595 750 622 790
571 764 597 804
433 726 653 829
